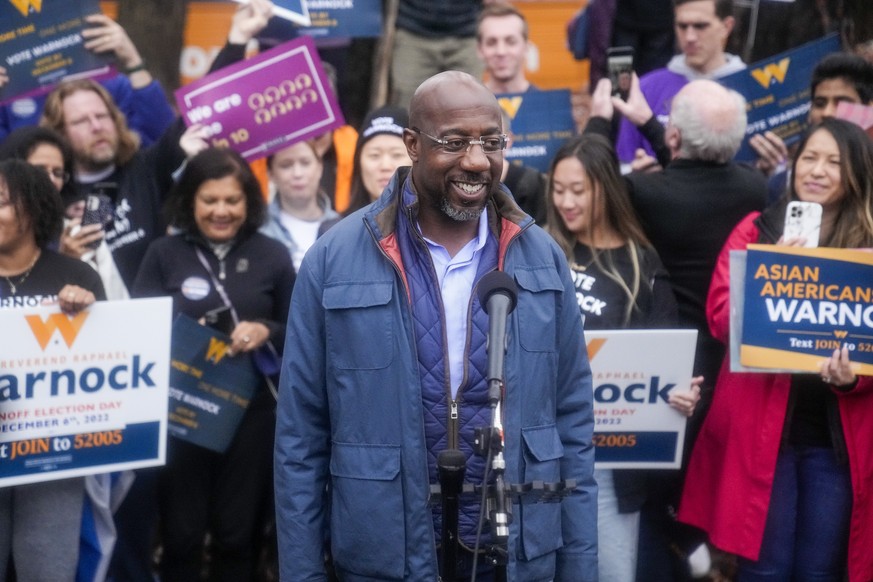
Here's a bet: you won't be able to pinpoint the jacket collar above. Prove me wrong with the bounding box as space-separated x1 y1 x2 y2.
363 166 533 246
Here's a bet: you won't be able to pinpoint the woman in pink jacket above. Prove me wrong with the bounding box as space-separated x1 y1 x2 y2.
678 118 873 581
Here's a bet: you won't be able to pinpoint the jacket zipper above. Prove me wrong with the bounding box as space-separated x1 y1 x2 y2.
364 208 532 454
451 276 493 450
403 215 460 450
444 213 532 449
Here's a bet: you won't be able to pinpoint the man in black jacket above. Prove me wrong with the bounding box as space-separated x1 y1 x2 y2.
39 1 275 292
624 79 766 399
587 78 767 580
634 80 766 581
41 79 186 290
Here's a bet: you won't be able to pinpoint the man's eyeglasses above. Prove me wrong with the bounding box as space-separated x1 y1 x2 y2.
412 127 507 155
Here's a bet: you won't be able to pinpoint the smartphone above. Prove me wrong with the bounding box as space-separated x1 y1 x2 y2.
80 194 114 249
784 201 822 247
606 46 634 101
81 194 113 227
203 305 235 336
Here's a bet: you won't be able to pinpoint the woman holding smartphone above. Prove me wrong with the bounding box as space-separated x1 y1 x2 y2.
679 118 873 581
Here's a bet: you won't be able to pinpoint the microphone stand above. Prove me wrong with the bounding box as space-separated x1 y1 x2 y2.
430 273 576 580
438 449 466 581
483 376 510 582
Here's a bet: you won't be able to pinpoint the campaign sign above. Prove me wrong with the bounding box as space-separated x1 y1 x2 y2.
231 0 311 26
0 0 112 103
498 89 576 173
296 0 381 39
721 34 840 162
729 250 796 374
0 298 170 488
175 35 345 162
739 244 873 375
587 329 697 469
168 315 259 453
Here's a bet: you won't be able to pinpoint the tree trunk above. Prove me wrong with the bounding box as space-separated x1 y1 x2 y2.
370 0 399 109
117 0 188 93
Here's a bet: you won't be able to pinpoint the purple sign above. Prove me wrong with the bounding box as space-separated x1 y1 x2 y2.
174 36 344 161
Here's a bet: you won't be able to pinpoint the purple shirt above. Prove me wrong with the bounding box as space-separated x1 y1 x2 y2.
615 54 746 164
615 69 688 163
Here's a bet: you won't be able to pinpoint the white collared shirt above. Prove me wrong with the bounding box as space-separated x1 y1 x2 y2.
419 209 490 399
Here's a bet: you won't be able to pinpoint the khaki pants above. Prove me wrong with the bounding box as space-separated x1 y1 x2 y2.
390 28 484 108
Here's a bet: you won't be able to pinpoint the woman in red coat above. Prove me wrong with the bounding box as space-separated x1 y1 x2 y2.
678 118 873 581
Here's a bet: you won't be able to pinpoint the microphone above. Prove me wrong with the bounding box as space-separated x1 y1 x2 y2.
438 449 466 580
477 271 518 389
475 272 518 577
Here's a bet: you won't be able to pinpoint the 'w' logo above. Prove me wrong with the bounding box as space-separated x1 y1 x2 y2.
9 0 42 17
834 330 848 339
586 338 607 361
497 96 524 120
751 58 790 89
205 337 231 364
25 312 88 350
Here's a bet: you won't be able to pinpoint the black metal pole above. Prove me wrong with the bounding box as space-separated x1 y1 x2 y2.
438 448 466 582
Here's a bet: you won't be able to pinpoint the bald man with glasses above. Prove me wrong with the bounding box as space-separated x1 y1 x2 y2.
275 71 597 582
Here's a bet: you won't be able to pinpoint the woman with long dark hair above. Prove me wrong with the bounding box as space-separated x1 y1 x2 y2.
679 118 873 581
545 134 701 581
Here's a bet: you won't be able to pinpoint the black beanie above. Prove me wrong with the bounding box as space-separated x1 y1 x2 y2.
357 105 409 149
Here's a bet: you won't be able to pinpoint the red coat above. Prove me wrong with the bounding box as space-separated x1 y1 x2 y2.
678 212 873 582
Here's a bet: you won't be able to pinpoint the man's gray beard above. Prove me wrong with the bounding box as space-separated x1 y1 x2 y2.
440 197 484 222
79 151 116 174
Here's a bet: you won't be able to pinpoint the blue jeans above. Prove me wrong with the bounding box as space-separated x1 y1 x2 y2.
738 446 851 581
595 468 640 582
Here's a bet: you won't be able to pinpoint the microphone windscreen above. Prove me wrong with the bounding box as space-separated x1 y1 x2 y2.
477 271 518 314
438 449 467 471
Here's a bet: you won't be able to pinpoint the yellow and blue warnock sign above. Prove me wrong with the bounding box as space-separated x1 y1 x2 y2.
0 0 111 102
496 89 576 173
8 0 42 18
168 314 259 453
0 298 171 488
740 244 873 376
719 34 840 162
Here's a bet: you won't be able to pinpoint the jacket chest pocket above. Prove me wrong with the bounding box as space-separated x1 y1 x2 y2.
514 267 563 353
323 281 395 370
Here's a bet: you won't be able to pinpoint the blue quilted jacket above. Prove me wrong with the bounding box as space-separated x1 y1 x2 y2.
275 167 598 581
